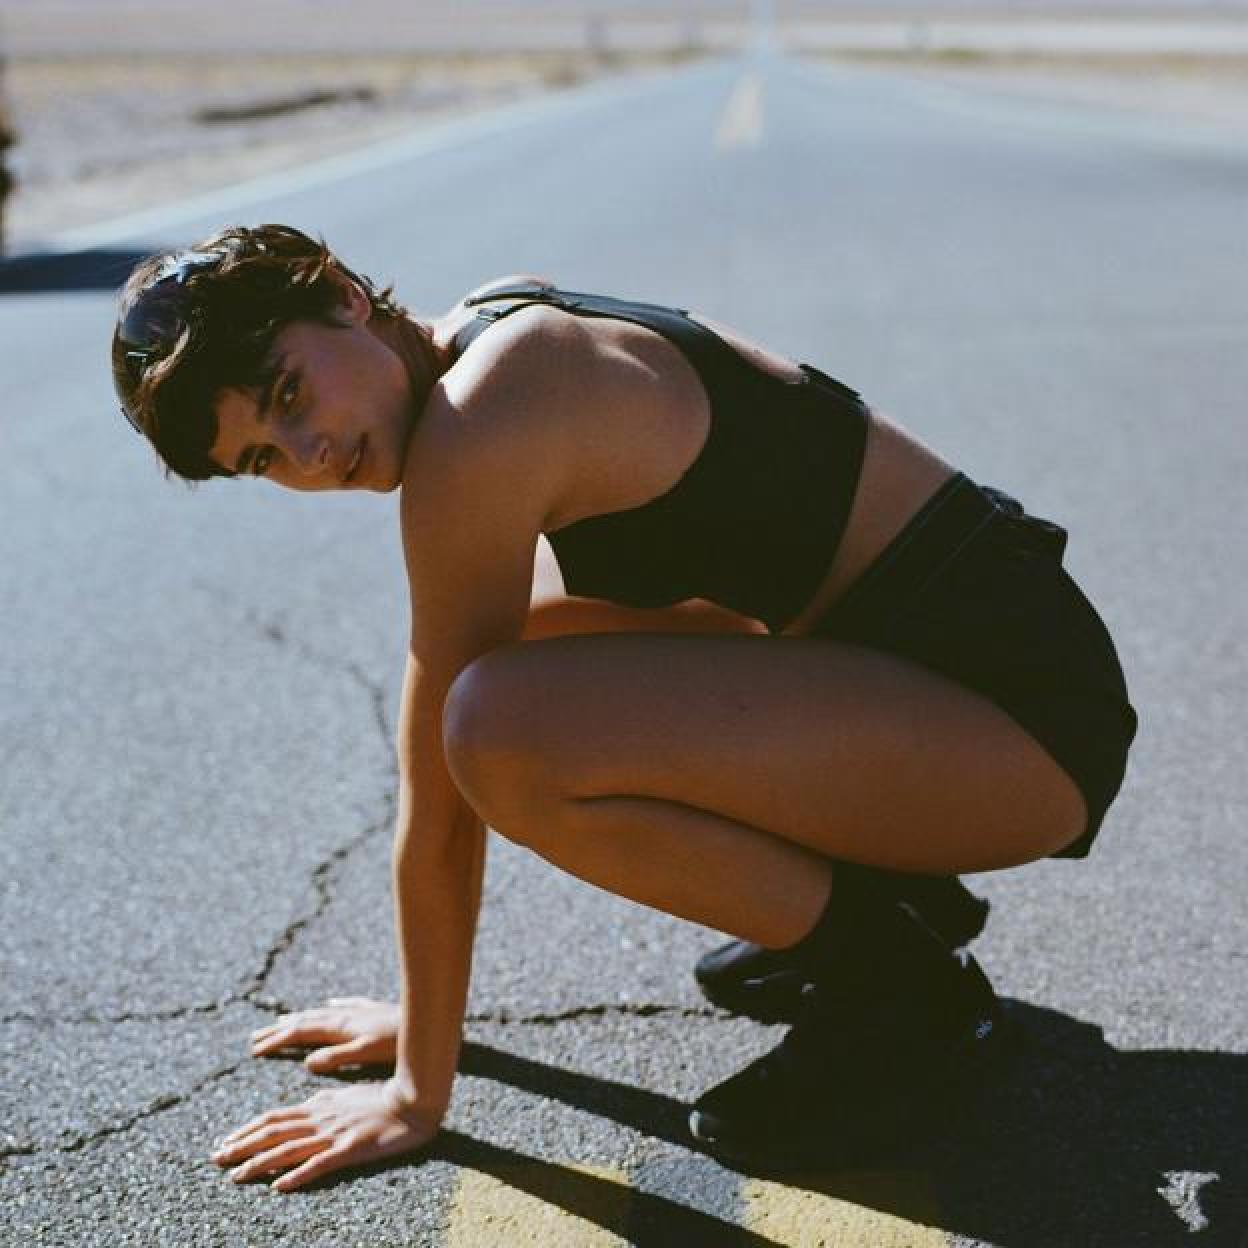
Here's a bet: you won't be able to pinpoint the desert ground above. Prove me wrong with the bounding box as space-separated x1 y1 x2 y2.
2 3 1247 249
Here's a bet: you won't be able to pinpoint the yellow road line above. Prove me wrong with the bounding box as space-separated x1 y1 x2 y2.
744 1173 950 1247
445 1164 632 1246
444 1155 950 1245
716 71 765 151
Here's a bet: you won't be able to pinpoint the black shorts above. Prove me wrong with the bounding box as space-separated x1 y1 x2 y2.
809 472 1138 858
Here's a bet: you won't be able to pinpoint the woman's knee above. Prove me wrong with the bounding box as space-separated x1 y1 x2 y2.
442 646 560 833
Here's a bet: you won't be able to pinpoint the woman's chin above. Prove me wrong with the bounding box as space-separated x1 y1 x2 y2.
374 460 404 494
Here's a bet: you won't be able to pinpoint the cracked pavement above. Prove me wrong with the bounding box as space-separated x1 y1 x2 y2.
0 337 744 1239
5 50 1248 1247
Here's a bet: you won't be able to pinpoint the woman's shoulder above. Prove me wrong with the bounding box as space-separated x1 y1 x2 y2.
442 296 590 413
432 273 556 360
402 302 591 531
437 273 554 332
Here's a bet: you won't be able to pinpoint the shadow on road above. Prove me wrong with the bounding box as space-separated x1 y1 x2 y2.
0 248 150 294
442 1003 1245 1247
435 1131 787 1248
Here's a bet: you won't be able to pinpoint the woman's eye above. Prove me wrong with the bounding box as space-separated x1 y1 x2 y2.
253 447 274 476
279 375 299 408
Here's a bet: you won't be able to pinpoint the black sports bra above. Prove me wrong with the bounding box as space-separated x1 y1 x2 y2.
454 284 869 634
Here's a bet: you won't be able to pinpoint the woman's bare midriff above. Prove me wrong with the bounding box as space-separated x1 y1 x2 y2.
436 298 959 634
681 310 958 635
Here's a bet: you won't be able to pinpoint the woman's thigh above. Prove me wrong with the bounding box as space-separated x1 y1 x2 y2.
443 632 1088 874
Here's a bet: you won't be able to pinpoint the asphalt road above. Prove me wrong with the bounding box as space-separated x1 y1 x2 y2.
2 51 1245 1247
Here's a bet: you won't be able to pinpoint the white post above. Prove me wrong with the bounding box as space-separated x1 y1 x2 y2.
752 0 776 56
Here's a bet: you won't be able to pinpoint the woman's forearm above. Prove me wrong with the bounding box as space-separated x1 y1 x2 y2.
390 795 486 1117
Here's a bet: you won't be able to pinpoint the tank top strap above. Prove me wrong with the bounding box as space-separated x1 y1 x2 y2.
459 283 736 383
463 283 568 312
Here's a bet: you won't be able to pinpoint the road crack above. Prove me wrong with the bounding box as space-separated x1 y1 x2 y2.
1 1001 229 1027
238 600 395 750
9 597 719 1164
466 1003 723 1025
0 1061 247 1164
208 590 398 1003
234 812 392 1004
3 592 398 1162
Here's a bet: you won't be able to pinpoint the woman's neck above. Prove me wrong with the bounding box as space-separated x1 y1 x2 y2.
374 314 452 403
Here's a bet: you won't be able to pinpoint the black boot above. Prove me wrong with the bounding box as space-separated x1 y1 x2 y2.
689 894 1012 1172
694 867 991 1022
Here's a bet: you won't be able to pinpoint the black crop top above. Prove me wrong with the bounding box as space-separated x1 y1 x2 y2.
453 284 869 634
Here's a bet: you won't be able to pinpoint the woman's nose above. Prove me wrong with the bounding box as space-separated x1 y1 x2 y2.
283 428 332 476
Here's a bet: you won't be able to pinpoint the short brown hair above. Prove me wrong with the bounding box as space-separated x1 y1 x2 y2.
112 223 405 482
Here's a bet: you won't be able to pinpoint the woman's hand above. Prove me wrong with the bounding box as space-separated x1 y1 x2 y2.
211 1079 438 1192
249 997 398 1074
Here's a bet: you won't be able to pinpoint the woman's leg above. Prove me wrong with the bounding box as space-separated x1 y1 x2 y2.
445 631 1050 1168
442 632 1085 947
518 587 993 1020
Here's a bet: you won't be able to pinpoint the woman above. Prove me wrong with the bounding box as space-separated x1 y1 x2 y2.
112 223 1137 1192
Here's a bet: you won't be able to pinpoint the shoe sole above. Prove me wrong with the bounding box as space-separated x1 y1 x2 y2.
689 1007 1022 1173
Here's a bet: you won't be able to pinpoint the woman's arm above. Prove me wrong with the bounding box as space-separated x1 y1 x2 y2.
388 654 487 1119
388 351 556 1117
385 331 761 1120
213 323 563 1192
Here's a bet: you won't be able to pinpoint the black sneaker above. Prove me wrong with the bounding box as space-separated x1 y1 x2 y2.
688 914 1013 1172
694 872 991 1023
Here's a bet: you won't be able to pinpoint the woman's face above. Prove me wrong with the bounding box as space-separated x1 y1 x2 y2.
209 283 424 494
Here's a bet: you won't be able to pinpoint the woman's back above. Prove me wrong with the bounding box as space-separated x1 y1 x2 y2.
429 284 958 634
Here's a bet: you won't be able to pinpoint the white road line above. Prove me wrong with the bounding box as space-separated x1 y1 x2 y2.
1156 1170 1219 1234
715 71 765 151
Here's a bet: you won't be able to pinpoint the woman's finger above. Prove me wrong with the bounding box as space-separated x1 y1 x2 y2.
250 1005 347 1042
273 1142 357 1193
217 1105 306 1147
212 1121 317 1167
229 1135 329 1184
251 1023 349 1056
304 1036 384 1073
250 1027 302 1055
249 1021 309 1047
249 1011 327 1041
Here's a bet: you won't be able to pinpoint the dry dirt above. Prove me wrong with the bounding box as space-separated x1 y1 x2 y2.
828 48 1248 131
2 20 1246 251
0 48 702 247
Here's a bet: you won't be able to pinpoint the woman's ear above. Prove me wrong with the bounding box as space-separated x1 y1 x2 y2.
324 267 371 327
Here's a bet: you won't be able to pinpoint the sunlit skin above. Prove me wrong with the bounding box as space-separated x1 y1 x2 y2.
207 281 457 1188
208 278 444 491
207 281 658 1191
202 277 739 1184
208 285 784 1190
205 267 1089 1193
